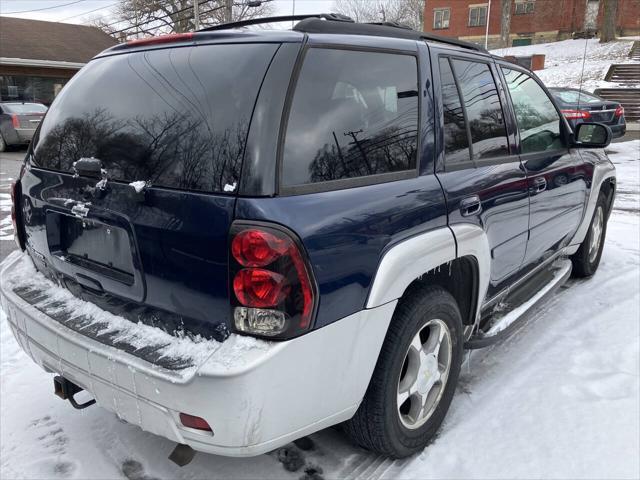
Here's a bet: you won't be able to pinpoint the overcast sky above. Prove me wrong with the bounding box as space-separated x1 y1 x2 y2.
0 0 335 26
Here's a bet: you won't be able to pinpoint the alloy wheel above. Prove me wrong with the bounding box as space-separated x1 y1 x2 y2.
397 318 452 430
588 205 604 263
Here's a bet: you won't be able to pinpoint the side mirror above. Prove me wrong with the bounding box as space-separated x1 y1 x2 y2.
573 123 612 148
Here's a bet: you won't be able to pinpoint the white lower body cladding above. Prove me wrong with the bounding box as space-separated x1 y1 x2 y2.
0 254 396 457
565 153 616 255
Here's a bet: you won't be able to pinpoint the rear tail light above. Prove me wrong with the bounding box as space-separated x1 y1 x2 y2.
233 269 290 307
127 32 194 47
561 109 591 120
229 223 317 339
11 114 19 128
179 413 212 432
614 105 624 117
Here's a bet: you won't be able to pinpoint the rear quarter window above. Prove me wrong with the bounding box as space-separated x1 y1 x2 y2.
281 48 419 189
31 43 279 193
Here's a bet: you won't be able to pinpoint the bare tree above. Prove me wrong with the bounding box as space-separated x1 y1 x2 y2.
95 0 274 40
599 0 618 43
333 0 425 31
500 0 511 48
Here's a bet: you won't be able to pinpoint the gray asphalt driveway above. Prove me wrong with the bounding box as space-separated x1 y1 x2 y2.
0 147 26 263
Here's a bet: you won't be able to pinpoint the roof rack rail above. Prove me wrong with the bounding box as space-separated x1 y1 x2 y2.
420 32 487 52
367 21 413 31
198 13 487 53
198 13 354 32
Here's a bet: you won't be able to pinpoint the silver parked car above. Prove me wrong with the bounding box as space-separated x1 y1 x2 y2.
0 102 47 151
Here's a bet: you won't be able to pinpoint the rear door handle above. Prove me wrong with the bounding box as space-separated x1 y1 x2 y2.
530 177 547 194
460 195 482 217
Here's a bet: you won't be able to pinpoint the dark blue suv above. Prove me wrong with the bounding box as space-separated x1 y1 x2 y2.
2 15 616 460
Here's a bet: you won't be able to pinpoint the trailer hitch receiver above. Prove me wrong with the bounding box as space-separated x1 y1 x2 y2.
53 376 96 410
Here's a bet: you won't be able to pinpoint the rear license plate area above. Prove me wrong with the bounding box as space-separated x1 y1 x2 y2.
46 211 135 285
589 112 614 123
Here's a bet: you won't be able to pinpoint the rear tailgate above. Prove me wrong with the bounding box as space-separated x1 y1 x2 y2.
586 102 619 123
17 42 281 342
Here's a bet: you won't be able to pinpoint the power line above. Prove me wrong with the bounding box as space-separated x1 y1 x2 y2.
98 0 178 29
111 0 266 36
111 3 224 35
2 0 86 15
104 0 207 31
58 1 119 21
105 0 268 37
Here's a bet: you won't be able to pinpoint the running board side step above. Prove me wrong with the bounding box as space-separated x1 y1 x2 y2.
465 260 572 349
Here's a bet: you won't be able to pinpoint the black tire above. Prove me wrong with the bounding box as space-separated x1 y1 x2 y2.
0 134 6 153
571 191 609 278
343 285 463 458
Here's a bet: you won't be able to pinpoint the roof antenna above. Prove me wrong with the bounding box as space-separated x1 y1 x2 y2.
576 37 589 113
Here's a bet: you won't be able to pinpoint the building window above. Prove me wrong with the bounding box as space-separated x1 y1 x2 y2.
0 75 70 106
434 8 451 29
514 0 535 15
468 5 488 27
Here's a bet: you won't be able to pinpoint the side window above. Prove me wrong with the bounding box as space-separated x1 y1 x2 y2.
282 48 419 187
451 59 509 159
439 57 470 164
501 67 563 154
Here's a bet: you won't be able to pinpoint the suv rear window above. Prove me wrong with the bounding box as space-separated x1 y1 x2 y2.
281 48 419 187
31 43 279 193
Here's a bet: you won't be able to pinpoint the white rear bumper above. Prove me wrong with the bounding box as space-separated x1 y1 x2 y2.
0 253 395 457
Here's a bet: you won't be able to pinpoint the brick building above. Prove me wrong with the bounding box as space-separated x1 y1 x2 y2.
424 0 640 48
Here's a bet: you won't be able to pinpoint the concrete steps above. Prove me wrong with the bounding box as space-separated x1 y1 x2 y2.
596 42 640 123
629 41 640 61
594 88 640 122
604 63 640 84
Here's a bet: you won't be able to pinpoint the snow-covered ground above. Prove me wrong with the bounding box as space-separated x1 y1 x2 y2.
1 140 638 480
492 38 638 92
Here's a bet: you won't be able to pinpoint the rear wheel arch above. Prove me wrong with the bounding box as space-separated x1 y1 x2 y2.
599 177 616 218
400 256 480 327
367 224 491 330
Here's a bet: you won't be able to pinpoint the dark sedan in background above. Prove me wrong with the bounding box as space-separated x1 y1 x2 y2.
549 88 627 139
0 102 47 152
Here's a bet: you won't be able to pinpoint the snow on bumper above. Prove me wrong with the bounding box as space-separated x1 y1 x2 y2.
0 253 395 457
